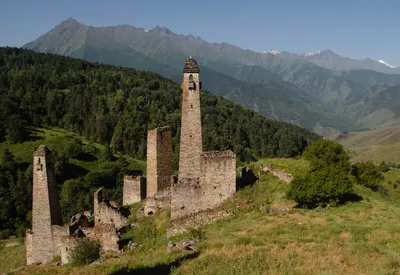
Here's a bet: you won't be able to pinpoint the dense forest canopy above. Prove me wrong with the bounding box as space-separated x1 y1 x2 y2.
0 47 319 161
0 47 320 236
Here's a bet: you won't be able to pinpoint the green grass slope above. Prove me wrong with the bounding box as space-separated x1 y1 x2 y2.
8 158 400 275
0 126 145 172
338 121 400 164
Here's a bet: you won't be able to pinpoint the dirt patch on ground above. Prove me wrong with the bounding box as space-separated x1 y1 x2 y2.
5 241 22 247
340 232 352 240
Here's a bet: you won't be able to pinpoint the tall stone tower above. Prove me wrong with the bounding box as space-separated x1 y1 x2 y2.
146 126 174 197
179 57 203 178
27 145 63 264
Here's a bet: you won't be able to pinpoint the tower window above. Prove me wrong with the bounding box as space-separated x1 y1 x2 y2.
189 74 193 81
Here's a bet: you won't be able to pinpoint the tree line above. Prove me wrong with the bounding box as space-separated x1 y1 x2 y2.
0 47 319 162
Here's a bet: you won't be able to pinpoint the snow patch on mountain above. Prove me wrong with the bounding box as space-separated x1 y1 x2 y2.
303 51 321 57
378 60 396 69
264 50 280 55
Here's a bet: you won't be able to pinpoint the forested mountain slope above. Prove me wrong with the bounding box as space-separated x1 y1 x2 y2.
0 47 319 162
23 18 353 132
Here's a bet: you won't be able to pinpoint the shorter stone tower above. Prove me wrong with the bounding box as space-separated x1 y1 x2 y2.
123 175 146 206
26 145 63 265
146 126 174 197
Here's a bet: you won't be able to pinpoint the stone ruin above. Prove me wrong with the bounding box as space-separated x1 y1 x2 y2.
26 57 238 265
26 145 131 265
260 164 293 183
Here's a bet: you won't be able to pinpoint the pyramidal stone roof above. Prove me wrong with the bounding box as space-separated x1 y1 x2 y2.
183 56 200 73
33 144 50 156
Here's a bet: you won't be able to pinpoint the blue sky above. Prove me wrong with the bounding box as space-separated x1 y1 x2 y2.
1 0 399 65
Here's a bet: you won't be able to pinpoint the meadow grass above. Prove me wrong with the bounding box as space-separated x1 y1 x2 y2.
0 126 146 173
8 158 400 274
0 238 25 274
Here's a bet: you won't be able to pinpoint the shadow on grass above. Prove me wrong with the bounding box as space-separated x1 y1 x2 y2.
343 192 363 203
293 192 364 209
236 167 259 191
112 251 200 275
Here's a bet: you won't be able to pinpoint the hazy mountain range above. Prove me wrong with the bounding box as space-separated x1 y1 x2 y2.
22 18 400 135
265 49 399 74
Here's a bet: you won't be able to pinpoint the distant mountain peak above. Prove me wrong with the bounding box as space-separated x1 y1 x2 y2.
150 26 175 36
378 60 396 69
60 17 80 25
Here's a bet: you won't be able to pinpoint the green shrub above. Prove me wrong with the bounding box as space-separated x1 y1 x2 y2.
351 161 384 190
378 161 391 172
288 140 354 208
288 168 353 208
69 238 101 266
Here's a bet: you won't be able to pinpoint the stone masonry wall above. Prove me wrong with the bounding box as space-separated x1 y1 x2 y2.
146 127 174 197
144 187 171 216
261 164 293 183
178 73 203 179
51 225 68 259
200 150 236 208
171 150 236 220
94 188 127 229
123 175 146 206
27 145 63 265
171 177 203 219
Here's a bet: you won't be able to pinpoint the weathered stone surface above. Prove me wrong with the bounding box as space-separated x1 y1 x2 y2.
179 63 202 179
60 237 75 265
93 223 120 252
167 240 197 252
69 214 90 234
94 188 128 229
27 145 64 265
183 56 200 73
123 175 146 206
146 126 174 197
261 164 293 183
171 150 236 220
127 240 142 250
144 188 171 216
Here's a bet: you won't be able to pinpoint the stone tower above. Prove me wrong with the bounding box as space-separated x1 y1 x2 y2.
146 126 174 197
178 57 203 178
27 145 63 264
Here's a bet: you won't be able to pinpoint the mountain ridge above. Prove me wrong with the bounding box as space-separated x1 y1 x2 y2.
22 18 400 133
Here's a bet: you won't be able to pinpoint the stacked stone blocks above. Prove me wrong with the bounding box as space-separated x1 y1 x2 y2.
146 126 174 197
123 175 146 206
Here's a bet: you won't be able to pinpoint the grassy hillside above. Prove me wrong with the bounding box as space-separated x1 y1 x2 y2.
338 121 400 164
3 158 400 275
0 126 145 172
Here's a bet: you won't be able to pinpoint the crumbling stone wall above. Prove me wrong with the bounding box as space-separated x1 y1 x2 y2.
93 223 120 252
146 127 174 197
27 145 64 265
171 150 236 220
123 175 146 206
51 225 68 260
94 188 127 229
261 164 293 183
144 187 171 216
178 68 203 179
